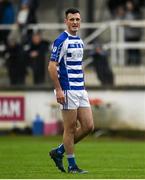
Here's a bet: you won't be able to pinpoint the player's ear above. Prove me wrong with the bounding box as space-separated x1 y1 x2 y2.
64 18 67 24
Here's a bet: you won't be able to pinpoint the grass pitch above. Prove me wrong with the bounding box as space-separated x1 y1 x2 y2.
0 135 145 179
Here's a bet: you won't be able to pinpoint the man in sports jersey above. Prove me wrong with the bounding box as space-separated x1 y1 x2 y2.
48 8 94 174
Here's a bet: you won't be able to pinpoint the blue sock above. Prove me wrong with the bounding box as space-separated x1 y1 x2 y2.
67 154 76 168
56 144 65 154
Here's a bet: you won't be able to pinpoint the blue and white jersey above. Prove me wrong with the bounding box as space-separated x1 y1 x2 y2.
50 31 85 90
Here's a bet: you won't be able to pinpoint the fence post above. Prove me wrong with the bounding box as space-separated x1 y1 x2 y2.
110 21 118 65
118 25 125 66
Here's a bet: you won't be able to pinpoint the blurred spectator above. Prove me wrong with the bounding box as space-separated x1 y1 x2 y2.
107 0 144 17
17 3 29 26
26 31 50 84
124 0 142 65
20 0 39 23
107 0 126 17
4 37 28 85
130 0 145 10
108 0 142 65
0 0 15 44
17 0 39 25
113 5 125 20
90 44 114 86
17 0 39 43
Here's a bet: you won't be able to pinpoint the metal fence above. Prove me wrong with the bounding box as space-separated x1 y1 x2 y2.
0 21 145 88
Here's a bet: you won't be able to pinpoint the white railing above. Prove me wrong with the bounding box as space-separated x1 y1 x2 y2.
0 20 145 66
105 20 145 65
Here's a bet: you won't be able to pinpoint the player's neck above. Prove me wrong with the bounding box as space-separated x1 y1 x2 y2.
66 30 77 36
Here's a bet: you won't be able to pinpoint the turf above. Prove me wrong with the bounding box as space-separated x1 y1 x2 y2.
0 135 145 179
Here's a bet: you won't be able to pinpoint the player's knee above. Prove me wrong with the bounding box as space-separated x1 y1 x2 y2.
87 122 94 133
66 123 76 134
70 127 76 134
83 121 94 134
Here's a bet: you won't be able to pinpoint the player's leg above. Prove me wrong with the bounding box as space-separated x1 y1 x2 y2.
67 107 94 173
62 109 78 168
59 107 94 147
74 90 94 143
49 108 78 173
62 109 77 155
74 107 94 144
49 90 92 173
62 109 89 173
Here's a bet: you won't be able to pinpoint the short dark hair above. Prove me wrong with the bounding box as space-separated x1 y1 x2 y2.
65 8 80 17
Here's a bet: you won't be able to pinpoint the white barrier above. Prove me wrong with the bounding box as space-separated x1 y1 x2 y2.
0 90 145 131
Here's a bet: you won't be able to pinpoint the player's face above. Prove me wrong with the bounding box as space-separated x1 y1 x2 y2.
65 13 81 35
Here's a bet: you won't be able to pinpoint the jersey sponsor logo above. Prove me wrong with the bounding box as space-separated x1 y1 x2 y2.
72 50 83 59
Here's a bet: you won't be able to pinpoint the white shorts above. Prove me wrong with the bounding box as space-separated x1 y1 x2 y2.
60 90 90 110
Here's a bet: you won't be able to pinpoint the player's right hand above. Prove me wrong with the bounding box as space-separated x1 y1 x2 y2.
56 89 65 105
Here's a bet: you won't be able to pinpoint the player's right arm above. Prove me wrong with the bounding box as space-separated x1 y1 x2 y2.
48 38 66 105
48 61 65 105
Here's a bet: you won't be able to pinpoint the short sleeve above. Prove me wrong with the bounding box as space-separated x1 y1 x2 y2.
50 39 63 62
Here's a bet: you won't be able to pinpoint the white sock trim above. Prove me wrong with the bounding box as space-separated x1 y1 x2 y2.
67 154 75 158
